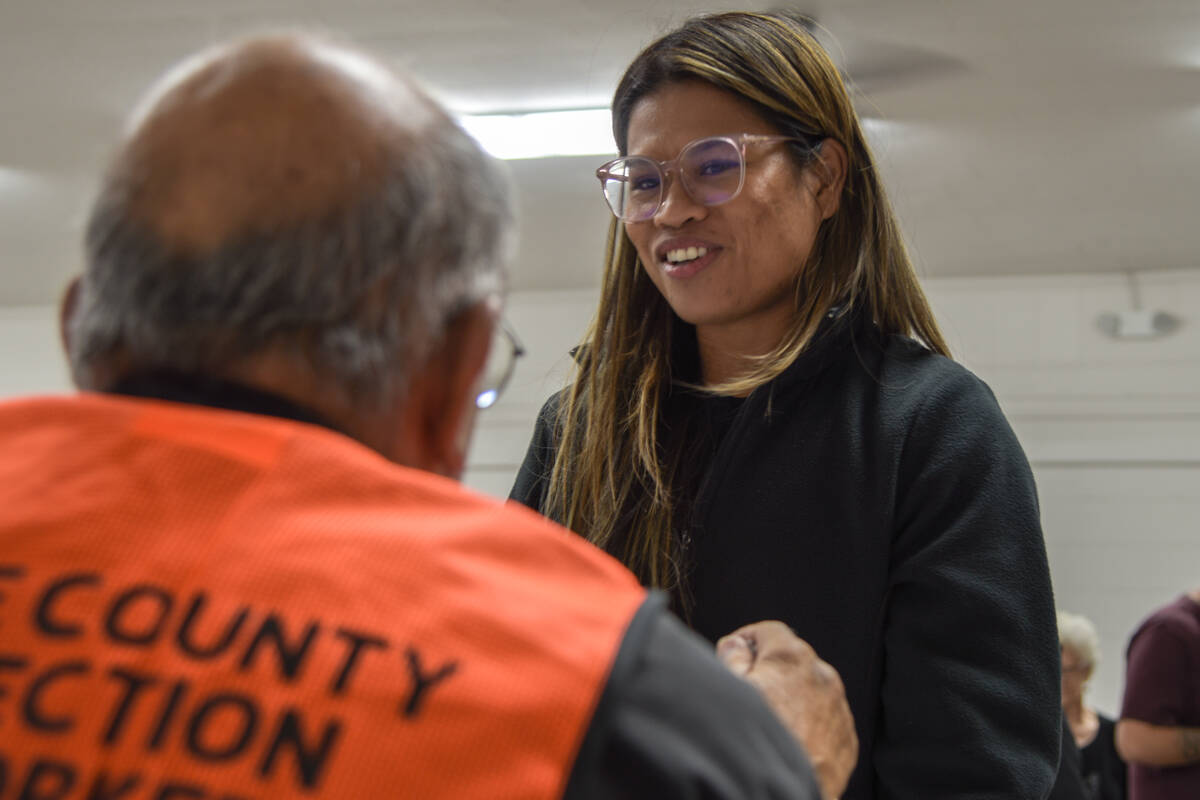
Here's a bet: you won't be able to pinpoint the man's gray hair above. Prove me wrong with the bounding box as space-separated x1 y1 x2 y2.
68 90 513 409
1057 610 1100 671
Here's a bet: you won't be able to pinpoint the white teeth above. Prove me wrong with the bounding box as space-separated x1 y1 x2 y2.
665 246 708 263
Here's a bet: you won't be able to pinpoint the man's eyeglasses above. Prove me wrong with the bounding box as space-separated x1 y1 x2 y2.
595 133 821 222
475 321 525 410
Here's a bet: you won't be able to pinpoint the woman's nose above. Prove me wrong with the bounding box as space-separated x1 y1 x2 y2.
653 174 707 227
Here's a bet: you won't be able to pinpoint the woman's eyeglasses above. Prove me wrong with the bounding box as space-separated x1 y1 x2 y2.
595 133 820 222
475 321 525 410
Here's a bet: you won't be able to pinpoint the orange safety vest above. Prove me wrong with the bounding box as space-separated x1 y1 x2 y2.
0 393 646 799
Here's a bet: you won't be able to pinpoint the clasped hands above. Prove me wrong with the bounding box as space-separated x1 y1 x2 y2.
718 621 858 800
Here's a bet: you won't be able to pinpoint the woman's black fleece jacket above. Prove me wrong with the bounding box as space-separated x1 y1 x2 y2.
511 313 1062 800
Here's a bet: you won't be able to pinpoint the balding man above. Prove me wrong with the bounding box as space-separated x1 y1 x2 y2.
0 35 854 799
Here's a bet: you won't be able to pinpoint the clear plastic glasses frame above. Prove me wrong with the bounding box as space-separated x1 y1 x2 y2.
595 133 819 222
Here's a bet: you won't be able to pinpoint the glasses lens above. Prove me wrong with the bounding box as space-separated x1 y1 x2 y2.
680 137 743 206
601 157 662 221
476 324 522 409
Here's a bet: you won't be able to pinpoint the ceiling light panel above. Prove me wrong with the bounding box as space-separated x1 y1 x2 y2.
458 108 616 160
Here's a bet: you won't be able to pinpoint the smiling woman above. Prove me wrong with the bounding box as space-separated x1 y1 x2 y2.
619 85 839 369
510 10 1061 800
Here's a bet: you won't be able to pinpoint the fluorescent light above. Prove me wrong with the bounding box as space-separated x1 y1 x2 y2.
0 167 45 200
1181 45 1200 71
458 108 616 160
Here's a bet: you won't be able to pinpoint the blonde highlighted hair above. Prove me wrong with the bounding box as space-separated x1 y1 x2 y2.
544 11 949 599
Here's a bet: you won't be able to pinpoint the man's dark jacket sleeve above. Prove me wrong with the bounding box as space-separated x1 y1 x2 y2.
563 593 823 799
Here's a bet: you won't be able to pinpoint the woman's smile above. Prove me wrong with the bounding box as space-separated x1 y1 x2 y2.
656 238 721 278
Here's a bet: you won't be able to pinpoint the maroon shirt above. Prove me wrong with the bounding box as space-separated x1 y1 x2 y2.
1120 594 1200 799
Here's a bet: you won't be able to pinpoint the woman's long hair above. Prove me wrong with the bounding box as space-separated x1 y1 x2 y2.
544 11 949 597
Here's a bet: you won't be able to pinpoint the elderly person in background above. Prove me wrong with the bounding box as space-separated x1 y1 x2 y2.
1060 611 1128 799
0 32 856 799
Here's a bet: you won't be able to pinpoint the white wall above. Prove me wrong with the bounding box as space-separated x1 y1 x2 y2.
5 267 1198 714
0 306 71 396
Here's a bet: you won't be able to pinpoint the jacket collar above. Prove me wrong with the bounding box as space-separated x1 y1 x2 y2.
108 370 343 434
765 303 878 392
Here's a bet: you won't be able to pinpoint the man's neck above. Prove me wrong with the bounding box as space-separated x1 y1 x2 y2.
109 370 340 432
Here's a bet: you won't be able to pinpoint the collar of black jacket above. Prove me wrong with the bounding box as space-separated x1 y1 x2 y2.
770 303 878 390
108 370 344 435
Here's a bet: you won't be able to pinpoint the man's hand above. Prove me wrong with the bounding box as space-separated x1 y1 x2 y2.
717 621 858 800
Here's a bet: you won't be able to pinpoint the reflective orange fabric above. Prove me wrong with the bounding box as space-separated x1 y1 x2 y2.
0 394 646 799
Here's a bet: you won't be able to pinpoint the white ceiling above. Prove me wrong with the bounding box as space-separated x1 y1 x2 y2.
1 0 1198 305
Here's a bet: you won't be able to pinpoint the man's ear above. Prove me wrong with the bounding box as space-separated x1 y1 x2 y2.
809 138 848 221
58 276 87 388
392 300 495 479
59 277 81 358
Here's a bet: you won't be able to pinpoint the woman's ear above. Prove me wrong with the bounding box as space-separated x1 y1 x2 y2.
809 138 848 220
